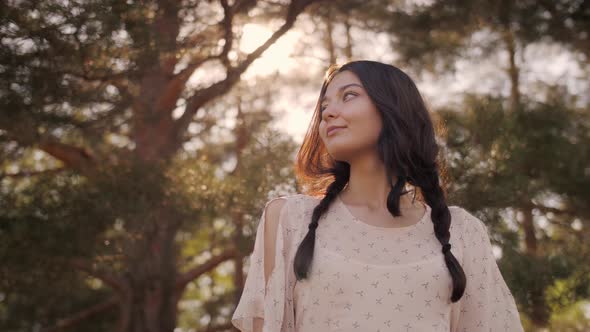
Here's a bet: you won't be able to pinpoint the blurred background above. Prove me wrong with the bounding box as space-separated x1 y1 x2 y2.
1 0 589 331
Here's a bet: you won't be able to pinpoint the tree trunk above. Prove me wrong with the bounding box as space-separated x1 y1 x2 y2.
118 206 180 332
501 28 521 112
323 14 337 64
521 206 552 328
501 14 550 328
521 206 537 256
344 15 353 61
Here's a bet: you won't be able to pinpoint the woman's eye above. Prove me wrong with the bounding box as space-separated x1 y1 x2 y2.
320 92 356 112
343 91 356 100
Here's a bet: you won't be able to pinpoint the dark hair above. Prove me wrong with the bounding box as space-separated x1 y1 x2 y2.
292 60 466 302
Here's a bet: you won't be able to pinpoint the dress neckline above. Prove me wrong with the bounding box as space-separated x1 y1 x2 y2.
335 194 430 232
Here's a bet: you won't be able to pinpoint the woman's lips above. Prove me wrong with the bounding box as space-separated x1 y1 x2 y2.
327 127 346 136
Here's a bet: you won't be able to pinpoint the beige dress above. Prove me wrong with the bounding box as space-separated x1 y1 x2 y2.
231 193 524 332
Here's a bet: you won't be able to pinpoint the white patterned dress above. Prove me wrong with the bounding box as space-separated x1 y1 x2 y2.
231 193 524 332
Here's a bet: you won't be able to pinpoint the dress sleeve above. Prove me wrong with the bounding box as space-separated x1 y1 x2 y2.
450 208 524 332
231 197 290 332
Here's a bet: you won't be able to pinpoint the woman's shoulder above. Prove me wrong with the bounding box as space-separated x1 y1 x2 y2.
290 192 322 202
260 193 317 245
447 204 489 238
263 193 316 222
264 193 314 208
278 193 322 210
278 193 322 226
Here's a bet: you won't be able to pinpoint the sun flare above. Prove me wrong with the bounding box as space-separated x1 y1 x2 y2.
239 23 301 77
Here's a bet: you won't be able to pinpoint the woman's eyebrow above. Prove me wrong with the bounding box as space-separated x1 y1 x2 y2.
321 83 363 103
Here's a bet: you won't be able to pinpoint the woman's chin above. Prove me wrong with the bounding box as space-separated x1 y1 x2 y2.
326 148 352 162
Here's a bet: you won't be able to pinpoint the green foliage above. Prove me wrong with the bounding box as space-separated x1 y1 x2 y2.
547 300 590 332
364 0 590 75
0 171 119 331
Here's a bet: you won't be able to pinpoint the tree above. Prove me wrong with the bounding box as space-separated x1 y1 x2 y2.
0 0 324 330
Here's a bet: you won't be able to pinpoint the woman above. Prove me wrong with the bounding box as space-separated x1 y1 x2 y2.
231 60 524 331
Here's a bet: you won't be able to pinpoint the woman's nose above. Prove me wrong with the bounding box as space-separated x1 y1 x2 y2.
322 103 340 118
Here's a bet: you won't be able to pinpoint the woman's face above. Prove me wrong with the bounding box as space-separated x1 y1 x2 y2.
319 70 382 162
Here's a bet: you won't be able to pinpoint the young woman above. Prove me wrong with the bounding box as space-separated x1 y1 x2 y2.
231 60 524 331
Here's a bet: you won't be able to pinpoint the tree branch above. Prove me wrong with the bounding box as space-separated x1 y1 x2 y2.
172 0 323 148
68 257 127 293
162 0 256 114
3 130 97 174
37 139 96 172
0 167 67 180
41 296 118 332
219 0 234 68
176 247 239 291
532 203 575 217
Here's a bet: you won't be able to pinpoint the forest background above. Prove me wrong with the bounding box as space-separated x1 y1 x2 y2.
1 0 589 331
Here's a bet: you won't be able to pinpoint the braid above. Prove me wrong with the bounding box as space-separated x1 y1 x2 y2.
388 169 466 301
294 164 349 280
385 169 413 217
417 164 466 302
